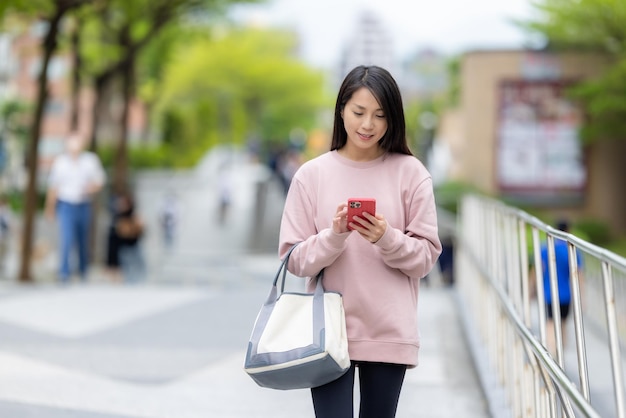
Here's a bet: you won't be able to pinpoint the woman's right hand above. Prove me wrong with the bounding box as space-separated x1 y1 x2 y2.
332 203 349 234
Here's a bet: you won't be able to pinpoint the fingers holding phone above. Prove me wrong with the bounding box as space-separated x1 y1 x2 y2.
333 203 349 234
360 212 387 243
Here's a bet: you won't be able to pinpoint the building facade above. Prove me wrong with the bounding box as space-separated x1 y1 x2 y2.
438 49 626 234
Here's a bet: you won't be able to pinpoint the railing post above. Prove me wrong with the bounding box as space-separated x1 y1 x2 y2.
567 242 590 401
601 262 626 418
546 234 565 368
532 228 547 348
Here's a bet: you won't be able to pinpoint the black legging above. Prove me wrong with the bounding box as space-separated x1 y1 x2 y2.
311 361 407 418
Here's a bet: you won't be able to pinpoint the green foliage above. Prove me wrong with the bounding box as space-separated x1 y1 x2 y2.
445 55 461 107
574 218 612 245
568 60 626 142
522 0 626 142
4 188 46 213
405 98 448 158
606 237 626 257
0 0 56 19
0 98 30 141
136 24 197 104
434 181 484 214
155 27 328 155
523 0 626 54
97 143 204 169
403 101 423 154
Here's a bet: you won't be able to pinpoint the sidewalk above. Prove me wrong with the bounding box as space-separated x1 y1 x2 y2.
0 259 489 418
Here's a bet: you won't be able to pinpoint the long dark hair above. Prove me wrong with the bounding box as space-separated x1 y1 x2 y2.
330 65 412 156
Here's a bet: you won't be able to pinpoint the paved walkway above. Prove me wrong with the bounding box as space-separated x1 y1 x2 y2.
0 262 489 418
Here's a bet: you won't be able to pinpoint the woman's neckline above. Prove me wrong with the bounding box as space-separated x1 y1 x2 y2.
331 149 388 168
336 146 385 162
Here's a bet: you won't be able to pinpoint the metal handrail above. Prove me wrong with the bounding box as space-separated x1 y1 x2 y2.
456 194 626 418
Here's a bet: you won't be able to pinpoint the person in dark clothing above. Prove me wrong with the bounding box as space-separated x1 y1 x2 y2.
106 191 145 282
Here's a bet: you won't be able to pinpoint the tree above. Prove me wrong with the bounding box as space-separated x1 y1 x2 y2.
3 0 93 282
155 27 328 159
77 0 261 193
68 15 82 130
2 0 263 281
521 0 626 142
71 0 261 264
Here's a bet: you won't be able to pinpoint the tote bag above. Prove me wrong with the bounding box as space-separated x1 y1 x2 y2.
244 245 350 390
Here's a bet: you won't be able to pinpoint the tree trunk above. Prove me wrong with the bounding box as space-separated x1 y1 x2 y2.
69 17 81 131
89 76 109 152
18 0 89 282
113 47 134 194
18 9 65 282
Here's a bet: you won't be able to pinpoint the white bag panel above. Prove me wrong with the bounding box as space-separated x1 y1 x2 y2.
323 293 350 369
257 294 314 354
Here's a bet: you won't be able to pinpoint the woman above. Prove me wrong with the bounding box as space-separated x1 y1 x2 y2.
278 65 442 418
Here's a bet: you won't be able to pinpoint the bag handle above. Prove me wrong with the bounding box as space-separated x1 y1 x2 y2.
273 243 298 293
268 243 323 301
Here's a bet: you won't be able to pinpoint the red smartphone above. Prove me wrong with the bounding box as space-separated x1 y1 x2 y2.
347 198 376 230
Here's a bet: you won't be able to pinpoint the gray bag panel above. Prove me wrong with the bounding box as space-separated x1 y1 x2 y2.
248 353 349 390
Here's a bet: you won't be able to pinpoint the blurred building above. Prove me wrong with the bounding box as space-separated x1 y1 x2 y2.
437 49 626 234
0 22 147 188
0 33 15 101
400 48 449 101
338 10 395 80
0 31 22 190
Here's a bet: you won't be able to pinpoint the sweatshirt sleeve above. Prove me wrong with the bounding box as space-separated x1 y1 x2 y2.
278 175 349 278
374 176 442 279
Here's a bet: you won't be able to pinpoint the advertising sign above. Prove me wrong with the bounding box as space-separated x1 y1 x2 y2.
496 80 586 204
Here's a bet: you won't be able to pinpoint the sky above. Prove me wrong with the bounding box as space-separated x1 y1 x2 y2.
229 0 539 69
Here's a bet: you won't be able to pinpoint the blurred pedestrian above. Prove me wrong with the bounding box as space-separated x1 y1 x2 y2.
541 219 584 356
277 148 302 195
436 209 457 286
159 191 178 249
0 195 11 276
217 160 233 225
44 131 105 283
110 191 146 283
105 192 125 282
278 65 442 418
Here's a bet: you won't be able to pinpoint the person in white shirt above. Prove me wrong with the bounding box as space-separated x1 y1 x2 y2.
44 132 106 282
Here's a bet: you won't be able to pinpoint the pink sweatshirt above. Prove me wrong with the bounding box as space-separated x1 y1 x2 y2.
279 150 442 367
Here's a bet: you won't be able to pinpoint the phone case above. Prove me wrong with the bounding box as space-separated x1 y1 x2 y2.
347 198 376 230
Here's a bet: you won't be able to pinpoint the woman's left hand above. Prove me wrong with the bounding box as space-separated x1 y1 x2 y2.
350 213 387 243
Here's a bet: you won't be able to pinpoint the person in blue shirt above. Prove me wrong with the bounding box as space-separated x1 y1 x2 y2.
541 220 583 356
